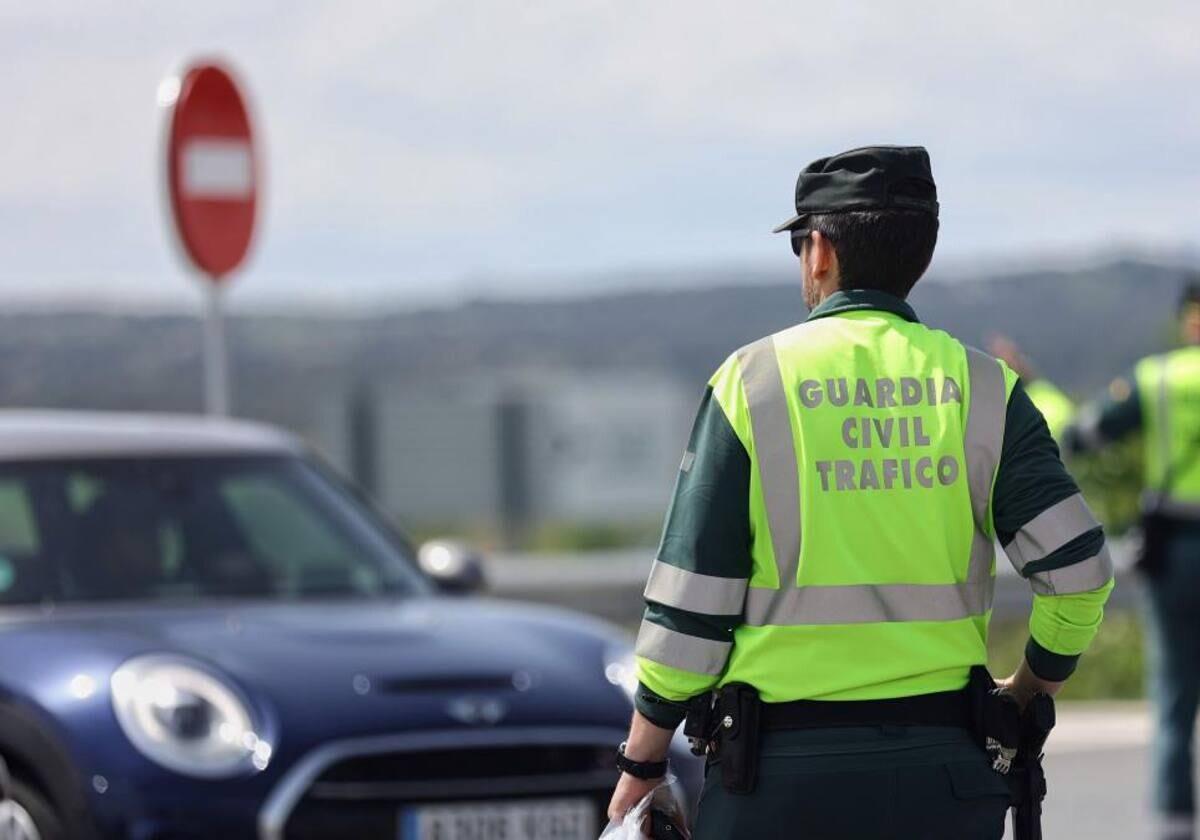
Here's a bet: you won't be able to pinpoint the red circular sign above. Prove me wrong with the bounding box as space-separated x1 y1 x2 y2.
165 63 258 281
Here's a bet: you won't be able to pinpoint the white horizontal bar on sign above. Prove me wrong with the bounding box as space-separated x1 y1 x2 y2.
181 138 253 199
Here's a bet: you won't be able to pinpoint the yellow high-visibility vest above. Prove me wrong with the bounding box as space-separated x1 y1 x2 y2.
1137 347 1200 516
640 309 1018 702
1025 379 1074 442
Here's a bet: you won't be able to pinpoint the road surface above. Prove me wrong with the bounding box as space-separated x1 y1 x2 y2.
1013 704 1150 839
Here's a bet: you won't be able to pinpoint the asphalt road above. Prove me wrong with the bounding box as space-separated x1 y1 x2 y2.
1013 704 1151 840
1038 746 1149 839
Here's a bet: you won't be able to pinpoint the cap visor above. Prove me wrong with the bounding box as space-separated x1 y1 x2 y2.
772 215 803 234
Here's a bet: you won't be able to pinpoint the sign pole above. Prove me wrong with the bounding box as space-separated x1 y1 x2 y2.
161 61 258 417
202 280 229 416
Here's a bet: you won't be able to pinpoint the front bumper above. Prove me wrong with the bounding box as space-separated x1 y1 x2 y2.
260 726 629 840
87 726 702 840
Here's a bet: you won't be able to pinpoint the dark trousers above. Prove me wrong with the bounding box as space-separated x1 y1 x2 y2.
694 725 1009 840
1145 531 1200 834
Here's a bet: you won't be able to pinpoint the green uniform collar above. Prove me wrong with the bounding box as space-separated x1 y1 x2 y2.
806 289 920 324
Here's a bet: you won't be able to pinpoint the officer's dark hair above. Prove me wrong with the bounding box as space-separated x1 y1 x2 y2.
806 209 939 299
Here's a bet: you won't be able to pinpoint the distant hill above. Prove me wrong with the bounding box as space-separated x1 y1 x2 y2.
0 258 1189 439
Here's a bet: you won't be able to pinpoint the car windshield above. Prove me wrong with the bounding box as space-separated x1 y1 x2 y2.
0 455 430 605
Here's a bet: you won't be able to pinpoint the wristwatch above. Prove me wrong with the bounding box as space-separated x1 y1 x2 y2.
616 741 669 780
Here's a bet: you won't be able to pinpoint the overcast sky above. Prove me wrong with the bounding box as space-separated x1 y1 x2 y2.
2 1 1197 309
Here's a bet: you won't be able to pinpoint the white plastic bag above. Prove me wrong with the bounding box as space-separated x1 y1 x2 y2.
599 774 689 839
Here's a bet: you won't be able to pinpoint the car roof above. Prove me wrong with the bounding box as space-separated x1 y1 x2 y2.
0 410 304 461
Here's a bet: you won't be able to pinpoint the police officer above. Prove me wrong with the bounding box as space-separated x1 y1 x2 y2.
988 334 1075 441
607 146 1115 838
1066 279 1200 840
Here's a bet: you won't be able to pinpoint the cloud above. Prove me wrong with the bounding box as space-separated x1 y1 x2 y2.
0 0 1196 304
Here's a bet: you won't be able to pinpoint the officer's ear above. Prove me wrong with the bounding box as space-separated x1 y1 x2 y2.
808 231 838 285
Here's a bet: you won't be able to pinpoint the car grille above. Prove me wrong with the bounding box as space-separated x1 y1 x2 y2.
280 743 617 840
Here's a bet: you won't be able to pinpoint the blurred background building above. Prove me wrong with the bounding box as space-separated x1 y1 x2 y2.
312 370 694 543
0 258 1187 547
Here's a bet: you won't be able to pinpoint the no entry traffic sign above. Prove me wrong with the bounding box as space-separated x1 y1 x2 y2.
165 63 258 281
160 60 260 416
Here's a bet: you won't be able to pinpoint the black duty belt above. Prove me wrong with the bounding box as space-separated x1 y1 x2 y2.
759 686 973 731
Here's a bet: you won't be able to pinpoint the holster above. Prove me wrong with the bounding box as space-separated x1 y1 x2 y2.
1136 509 1174 578
713 682 762 795
966 667 1022 773
682 693 717 757
1008 693 1055 840
964 666 1050 840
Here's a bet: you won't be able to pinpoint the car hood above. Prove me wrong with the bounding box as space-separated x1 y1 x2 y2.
2 597 636 751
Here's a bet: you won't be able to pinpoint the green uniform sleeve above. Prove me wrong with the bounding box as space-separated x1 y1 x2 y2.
1025 580 1116 680
634 364 752 730
992 382 1115 681
1065 370 1142 454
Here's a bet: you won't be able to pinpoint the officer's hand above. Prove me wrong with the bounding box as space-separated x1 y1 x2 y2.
993 675 1029 708
607 772 662 825
996 660 1064 710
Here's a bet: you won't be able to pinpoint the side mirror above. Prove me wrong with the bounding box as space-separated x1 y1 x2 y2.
418 540 488 595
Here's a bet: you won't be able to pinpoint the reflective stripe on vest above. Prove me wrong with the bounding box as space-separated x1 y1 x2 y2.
1028 543 1114 596
1004 492 1099 573
1136 349 1200 507
1155 356 1173 499
736 343 1008 627
643 561 747 616
634 620 731 675
963 347 1006 583
737 336 802 614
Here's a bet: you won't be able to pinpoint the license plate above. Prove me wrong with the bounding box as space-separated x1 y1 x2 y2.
400 798 596 840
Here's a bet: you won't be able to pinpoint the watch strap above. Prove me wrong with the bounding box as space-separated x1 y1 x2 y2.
616 741 669 780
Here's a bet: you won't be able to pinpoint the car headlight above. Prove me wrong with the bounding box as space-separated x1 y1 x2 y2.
604 646 638 701
111 655 272 777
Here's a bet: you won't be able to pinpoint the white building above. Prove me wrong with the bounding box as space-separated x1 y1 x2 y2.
309 370 696 533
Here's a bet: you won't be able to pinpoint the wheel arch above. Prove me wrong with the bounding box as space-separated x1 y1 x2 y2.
0 700 98 839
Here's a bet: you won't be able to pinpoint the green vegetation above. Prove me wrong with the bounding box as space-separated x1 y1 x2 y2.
988 611 1145 700
402 519 499 550
1069 434 1145 537
523 520 661 553
404 518 661 553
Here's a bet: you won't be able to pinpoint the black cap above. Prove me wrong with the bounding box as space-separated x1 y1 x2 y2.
772 145 939 234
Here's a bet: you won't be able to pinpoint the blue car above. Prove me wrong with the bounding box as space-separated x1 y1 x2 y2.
0 412 700 840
